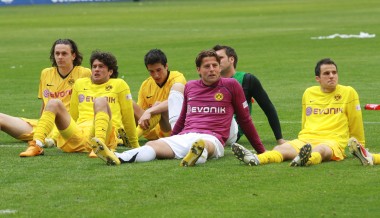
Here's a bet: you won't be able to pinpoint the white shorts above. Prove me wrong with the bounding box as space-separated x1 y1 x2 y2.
159 133 224 159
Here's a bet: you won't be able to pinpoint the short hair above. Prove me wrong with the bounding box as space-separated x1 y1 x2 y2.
90 50 119 78
212 44 238 68
314 58 338 76
144 49 167 67
49 39 83 67
195 49 220 68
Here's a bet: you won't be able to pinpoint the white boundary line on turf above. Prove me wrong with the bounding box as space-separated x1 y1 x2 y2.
0 210 17 215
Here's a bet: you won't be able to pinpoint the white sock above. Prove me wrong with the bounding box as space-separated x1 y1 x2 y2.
115 146 156 163
195 148 208 165
168 90 184 129
35 140 44 148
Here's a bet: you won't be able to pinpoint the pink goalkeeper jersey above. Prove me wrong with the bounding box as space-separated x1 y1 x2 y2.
172 78 265 153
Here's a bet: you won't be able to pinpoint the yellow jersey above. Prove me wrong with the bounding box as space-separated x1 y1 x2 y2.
299 84 365 149
137 71 186 109
38 66 91 111
70 77 138 148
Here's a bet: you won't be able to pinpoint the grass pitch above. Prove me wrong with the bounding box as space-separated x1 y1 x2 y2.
1 0 380 217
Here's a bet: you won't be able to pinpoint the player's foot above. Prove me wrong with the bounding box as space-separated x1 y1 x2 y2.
290 143 312 167
348 137 373 166
231 143 260 166
90 137 120 166
20 140 44 157
180 139 205 167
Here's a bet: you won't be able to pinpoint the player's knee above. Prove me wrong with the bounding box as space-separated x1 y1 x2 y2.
171 83 185 93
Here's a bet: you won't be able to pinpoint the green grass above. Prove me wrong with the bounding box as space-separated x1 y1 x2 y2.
1 0 380 217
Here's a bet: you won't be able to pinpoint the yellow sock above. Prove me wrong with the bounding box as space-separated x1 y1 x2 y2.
94 111 110 144
137 113 161 137
372 153 380 165
148 114 161 131
258 150 283 164
136 126 144 137
34 111 56 142
308 152 322 165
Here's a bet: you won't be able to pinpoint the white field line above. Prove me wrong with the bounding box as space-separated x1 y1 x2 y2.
0 209 17 215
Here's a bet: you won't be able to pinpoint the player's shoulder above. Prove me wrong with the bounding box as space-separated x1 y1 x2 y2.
73 66 91 73
75 77 91 84
40 67 56 75
221 77 240 85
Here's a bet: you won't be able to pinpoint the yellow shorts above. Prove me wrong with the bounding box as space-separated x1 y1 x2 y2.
57 119 117 153
17 118 38 141
288 138 345 161
143 124 171 140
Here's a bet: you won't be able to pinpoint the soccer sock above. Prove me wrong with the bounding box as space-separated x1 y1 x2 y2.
168 89 184 129
308 152 322 165
195 148 208 165
372 153 380 165
94 111 110 144
137 113 161 137
115 145 156 163
257 150 283 164
34 111 56 147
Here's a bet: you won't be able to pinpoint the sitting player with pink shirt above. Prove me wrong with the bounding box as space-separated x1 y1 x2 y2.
93 49 266 166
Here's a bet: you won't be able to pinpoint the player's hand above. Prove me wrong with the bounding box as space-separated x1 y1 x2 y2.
138 111 152 130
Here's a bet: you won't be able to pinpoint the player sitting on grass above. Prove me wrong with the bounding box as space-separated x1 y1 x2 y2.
132 49 186 141
232 58 365 167
93 49 266 166
21 51 138 161
0 39 91 156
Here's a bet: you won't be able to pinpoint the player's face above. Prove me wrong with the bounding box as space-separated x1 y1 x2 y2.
91 59 113 84
197 56 221 86
316 64 338 93
146 63 169 86
54 44 75 69
215 49 234 77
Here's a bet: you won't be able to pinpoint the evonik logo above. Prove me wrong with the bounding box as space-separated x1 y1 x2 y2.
187 105 226 114
306 107 343 116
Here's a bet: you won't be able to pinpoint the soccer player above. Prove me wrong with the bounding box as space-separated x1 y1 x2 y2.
348 137 380 166
213 45 285 145
134 49 186 140
232 58 365 167
20 51 138 161
93 49 266 166
0 39 91 156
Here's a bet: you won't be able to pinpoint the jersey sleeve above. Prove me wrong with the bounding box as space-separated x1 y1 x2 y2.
38 69 46 99
69 82 79 121
244 73 283 140
347 88 365 146
232 80 266 153
119 81 139 148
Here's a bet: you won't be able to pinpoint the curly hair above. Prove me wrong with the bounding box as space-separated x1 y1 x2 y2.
90 50 119 78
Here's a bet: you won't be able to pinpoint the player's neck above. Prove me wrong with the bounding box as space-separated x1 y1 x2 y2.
58 65 74 77
222 68 236 78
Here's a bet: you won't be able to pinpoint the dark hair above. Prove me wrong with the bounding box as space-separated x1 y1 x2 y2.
49 39 83 67
90 50 119 78
195 49 220 68
212 44 238 68
314 58 338 76
144 49 167 67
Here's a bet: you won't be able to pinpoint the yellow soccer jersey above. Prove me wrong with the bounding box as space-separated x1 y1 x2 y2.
299 84 365 149
70 77 138 148
137 71 186 109
38 66 91 111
